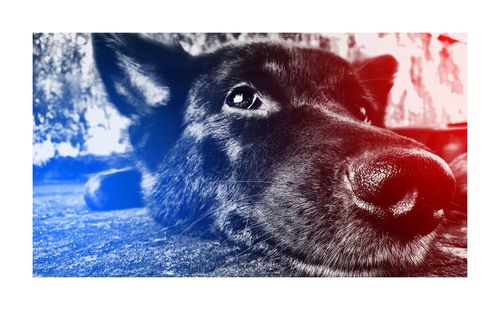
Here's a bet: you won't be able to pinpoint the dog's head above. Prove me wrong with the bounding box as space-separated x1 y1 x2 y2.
93 34 455 276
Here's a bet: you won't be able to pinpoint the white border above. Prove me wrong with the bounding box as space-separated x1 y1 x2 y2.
1 1 499 309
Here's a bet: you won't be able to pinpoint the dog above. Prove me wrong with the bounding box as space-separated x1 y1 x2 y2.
88 33 456 276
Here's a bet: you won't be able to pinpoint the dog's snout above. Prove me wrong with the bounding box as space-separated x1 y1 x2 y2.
348 149 456 237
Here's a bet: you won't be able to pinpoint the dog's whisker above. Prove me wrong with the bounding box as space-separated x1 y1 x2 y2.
206 180 274 184
218 235 275 270
442 218 460 225
212 219 263 251
174 193 265 240
186 205 259 244
173 208 220 240
235 236 274 257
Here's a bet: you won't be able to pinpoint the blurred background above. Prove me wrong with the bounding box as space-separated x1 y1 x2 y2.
33 33 467 180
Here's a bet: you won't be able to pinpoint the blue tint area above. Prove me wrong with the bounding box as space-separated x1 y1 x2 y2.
33 182 292 277
33 181 466 277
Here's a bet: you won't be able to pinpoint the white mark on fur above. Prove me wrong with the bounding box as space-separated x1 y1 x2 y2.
225 139 242 162
115 82 129 98
263 61 285 75
186 123 205 141
141 169 158 197
185 89 209 123
438 246 467 258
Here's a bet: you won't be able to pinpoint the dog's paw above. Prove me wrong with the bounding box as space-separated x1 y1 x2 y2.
84 167 143 211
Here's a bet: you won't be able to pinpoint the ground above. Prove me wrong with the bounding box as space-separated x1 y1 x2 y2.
33 182 466 277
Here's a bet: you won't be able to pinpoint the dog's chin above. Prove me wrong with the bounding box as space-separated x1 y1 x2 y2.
292 260 389 277
288 232 437 277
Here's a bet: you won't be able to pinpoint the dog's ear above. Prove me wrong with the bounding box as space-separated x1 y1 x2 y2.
355 55 398 125
92 33 192 118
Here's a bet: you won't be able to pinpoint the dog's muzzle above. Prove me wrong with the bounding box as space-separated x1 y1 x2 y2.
348 149 456 238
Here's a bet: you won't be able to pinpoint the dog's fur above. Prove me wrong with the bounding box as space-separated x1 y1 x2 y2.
90 34 456 276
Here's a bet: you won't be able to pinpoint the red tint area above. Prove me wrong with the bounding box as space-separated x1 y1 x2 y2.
341 33 466 129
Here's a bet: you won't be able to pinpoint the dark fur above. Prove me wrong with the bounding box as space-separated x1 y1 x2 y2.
91 34 455 276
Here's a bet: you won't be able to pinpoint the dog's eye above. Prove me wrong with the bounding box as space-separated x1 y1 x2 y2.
225 85 263 110
355 106 371 124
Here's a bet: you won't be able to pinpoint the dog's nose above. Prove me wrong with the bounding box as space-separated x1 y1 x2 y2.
348 149 455 237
